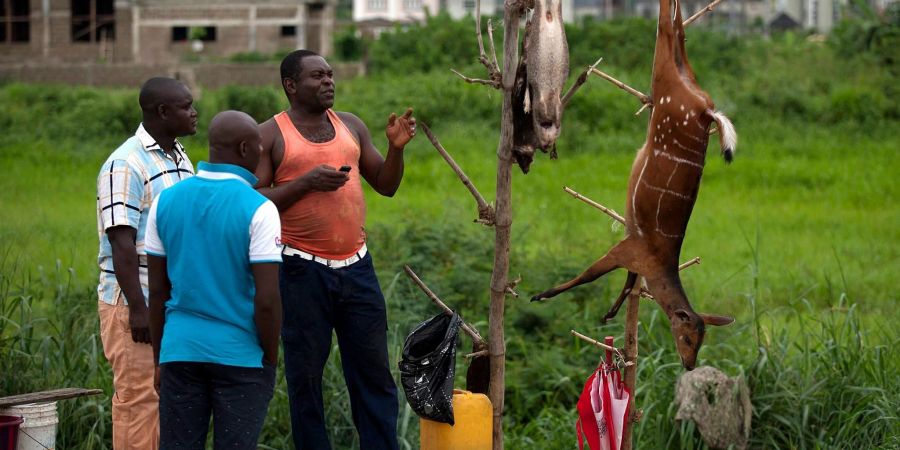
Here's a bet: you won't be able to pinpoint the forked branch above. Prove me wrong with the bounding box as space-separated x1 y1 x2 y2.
590 67 652 106
469 0 502 88
685 0 727 26
562 57 603 107
451 69 502 88
487 19 500 76
404 265 487 346
570 330 633 367
421 122 496 225
563 186 626 224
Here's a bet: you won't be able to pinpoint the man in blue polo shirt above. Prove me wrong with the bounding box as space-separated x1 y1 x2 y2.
145 110 282 449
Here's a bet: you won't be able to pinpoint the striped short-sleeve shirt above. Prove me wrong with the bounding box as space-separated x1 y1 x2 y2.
96 123 194 306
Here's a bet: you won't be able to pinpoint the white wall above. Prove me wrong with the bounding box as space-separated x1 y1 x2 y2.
354 0 440 22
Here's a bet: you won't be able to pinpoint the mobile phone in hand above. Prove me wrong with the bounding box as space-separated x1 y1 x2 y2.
339 165 351 172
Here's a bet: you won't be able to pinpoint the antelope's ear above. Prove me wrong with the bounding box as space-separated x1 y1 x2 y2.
699 313 734 326
674 309 691 321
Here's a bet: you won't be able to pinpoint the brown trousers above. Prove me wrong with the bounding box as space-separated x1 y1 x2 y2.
98 300 159 450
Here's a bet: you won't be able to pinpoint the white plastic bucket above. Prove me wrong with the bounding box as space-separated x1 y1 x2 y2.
0 402 58 450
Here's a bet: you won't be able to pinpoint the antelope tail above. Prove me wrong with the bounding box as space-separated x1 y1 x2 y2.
709 110 737 163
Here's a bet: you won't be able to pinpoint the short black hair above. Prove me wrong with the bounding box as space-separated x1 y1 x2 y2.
280 49 320 82
138 77 187 113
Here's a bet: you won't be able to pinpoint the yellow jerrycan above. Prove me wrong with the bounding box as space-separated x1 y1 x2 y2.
420 389 492 450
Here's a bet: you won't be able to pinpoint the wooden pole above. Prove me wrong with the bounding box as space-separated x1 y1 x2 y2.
487 1 522 447
621 276 642 450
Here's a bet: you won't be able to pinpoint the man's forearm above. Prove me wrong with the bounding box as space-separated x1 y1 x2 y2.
257 177 311 211
111 241 147 310
148 290 167 365
373 146 405 197
147 255 169 365
254 294 282 365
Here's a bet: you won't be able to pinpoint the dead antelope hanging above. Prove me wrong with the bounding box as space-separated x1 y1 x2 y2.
512 0 569 173
531 0 737 370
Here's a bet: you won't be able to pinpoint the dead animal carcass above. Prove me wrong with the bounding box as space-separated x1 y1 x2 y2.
512 0 569 173
532 0 737 370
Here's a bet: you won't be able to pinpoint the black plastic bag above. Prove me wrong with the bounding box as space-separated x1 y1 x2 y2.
399 312 461 425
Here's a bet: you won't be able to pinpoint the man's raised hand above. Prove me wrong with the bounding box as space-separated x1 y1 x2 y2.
386 108 416 149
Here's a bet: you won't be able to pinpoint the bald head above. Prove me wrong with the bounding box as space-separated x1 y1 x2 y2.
208 110 262 172
139 77 190 113
138 77 197 140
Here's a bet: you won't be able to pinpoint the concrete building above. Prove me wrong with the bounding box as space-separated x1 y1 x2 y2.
353 0 573 24
627 0 768 30
0 0 336 65
592 0 845 33
353 0 439 24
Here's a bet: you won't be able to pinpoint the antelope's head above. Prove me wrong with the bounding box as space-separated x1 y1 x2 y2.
670 309 734 370
530 91 563 150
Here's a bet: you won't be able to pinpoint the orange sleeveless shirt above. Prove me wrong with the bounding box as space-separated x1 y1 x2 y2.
273 110 366 260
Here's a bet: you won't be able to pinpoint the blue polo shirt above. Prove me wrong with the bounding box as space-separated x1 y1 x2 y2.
145 161 282 368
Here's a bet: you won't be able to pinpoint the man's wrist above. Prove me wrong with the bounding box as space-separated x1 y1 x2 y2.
126 298 148 310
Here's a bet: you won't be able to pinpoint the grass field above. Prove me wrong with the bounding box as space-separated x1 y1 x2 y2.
1 22 899 448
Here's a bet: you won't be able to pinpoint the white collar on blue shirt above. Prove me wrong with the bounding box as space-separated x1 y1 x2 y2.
196 161 259 187
136 123 186 154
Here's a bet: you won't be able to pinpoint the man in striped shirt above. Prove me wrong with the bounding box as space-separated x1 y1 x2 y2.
95 77 197 450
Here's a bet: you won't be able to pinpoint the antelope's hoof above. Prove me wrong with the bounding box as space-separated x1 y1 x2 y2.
530 294 544 302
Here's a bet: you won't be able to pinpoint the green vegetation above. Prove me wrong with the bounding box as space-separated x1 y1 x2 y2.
2 16 898 449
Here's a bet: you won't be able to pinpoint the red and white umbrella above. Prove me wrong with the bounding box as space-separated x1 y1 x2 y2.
577 336 631 450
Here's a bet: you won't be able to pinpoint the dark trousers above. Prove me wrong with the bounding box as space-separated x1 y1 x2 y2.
158 361 275 450
280 252 400 450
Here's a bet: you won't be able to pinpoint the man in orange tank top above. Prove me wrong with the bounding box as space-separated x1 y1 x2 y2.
255 50 415 450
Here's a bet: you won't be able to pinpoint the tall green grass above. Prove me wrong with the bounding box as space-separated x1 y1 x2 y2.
2 227 897 448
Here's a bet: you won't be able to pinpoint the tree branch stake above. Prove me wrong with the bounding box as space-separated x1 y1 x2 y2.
590 67 652 106
685 0 726 26
451 68 501 88
403 265 487 346
420 122 495 225
562 57 603 107
563 186 626 224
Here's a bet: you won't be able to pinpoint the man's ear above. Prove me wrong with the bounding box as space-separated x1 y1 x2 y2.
699 313 734 326
157 103 168 120
239 141 248 158
283 77 296 95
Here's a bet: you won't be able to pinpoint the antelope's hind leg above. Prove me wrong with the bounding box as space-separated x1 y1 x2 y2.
531 242 629 302
601 271 638 323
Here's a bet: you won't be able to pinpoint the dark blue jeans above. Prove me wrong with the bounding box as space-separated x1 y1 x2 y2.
280 252 399 450
158 361 275 450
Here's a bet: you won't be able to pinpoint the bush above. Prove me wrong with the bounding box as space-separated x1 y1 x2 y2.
0 84 139 146
829 1 900 67
216 85 286 123
367 12 484 74
334 25 365 62
827 85 889 124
